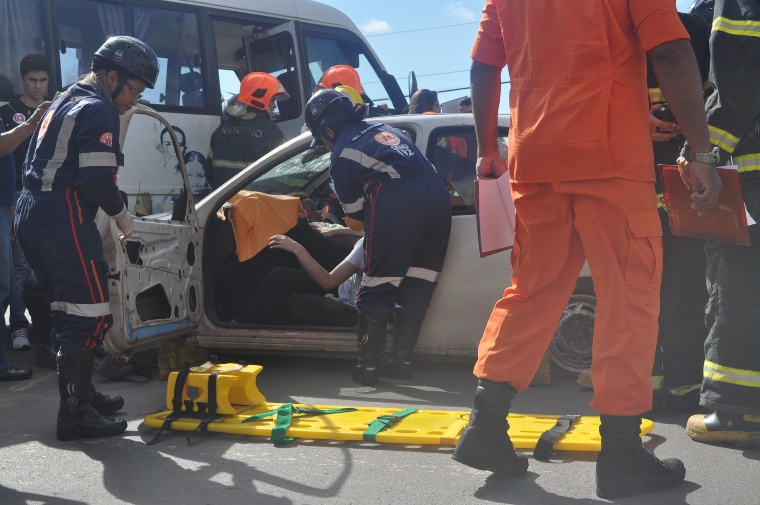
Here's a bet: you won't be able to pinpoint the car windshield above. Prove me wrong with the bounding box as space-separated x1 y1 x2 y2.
243 146 331 194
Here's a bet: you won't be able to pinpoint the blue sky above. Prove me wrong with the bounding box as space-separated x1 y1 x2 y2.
316 0 697 112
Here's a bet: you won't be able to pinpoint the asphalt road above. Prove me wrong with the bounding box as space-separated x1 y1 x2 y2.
1 349 759 505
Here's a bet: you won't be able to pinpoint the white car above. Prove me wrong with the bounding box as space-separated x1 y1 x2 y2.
104 107 594 371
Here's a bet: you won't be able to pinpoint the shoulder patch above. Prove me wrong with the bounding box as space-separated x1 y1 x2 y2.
100 132 114 147
374 131 400 146
37 110 53 140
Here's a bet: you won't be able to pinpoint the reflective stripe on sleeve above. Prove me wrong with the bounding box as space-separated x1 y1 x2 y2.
649 88 664 104
340 148 401 179
79 152 117 168
704 360 760 388
709 125 740 153
735 153 760 173
713 16 760 38
50 301 112 318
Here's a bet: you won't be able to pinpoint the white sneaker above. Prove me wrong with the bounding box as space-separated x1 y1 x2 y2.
10 328 31 351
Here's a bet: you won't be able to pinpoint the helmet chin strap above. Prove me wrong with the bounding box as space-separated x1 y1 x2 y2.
111 77 127 102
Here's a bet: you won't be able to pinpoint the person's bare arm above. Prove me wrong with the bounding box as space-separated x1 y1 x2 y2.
268 234 359 291
649 40 720 213
471 59 507 179
0 101 51 157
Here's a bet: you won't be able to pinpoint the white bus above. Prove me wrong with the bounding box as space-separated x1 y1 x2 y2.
0 0 407 214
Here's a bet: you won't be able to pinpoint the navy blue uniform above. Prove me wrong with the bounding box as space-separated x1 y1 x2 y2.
15 83 125 352
330 122 451 324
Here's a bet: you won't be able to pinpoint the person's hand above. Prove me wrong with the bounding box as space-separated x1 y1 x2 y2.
269 234 303 255
476 152 508 179
649 104 680 141
676 156 722 215
27 101 52 128
113 207 135 240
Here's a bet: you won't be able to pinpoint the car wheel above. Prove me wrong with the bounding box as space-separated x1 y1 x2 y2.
548 292 596 372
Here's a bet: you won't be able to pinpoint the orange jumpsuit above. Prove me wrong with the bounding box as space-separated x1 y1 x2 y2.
471 0 688 415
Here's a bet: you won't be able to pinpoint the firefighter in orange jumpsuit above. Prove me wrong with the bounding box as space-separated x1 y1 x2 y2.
452 0 722 499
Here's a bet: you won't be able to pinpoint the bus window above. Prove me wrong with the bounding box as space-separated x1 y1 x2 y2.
53 1 204 109
0 0 45 99
218 68 240 103
303 34 391 110
246 33 300 122
54 1 127 87
123 113 207 216
212 18 300 114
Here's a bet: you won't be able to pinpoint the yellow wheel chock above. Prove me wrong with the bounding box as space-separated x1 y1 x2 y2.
144 362 655 451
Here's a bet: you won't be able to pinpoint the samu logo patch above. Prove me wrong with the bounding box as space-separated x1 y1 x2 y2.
374 131 400 146
100 132 113 147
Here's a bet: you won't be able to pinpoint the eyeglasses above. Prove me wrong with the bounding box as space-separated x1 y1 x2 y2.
122 80 143 101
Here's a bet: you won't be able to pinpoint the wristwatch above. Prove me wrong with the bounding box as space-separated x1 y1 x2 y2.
691 146 720 165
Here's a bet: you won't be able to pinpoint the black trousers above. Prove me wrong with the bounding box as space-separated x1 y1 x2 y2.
701 223 760 414
653 211 709 390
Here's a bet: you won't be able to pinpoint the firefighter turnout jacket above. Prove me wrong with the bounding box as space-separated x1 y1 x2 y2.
208 110 285 190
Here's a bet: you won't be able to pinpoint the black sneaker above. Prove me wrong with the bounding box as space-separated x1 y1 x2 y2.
0 366 32 381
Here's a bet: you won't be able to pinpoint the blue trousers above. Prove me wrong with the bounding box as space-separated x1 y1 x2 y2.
0 206 13 370
16 189 113 353
357 177 451 321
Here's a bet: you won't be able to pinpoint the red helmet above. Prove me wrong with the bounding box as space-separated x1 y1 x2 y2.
238 72 290 111
316 65 364 95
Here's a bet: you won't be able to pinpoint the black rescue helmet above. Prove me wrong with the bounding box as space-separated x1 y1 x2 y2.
92 36 159 89
688 0 715 24
304 88 356 147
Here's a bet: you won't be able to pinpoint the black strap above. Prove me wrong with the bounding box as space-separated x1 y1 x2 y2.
533 415 581 462
362 408 418 442
147 365 190 445
186 371 220 445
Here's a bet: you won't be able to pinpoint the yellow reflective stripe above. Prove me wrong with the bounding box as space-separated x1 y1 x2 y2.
668 384 700 397
709 125 740 153
656 193 664 209
652 375 665 390
704 360 760 388
713 16 760 38
649 88 664 104
211 159 249 170
735 153 760 173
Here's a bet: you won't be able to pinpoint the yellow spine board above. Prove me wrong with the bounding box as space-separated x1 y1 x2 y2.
151 364 654 450
145 403 655 450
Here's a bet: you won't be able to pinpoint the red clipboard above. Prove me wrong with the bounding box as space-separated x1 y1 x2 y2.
660 164 750 246
475 172 516 257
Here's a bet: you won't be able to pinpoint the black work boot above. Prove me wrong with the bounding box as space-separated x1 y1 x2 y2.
596 415 686 499
90 384 125 416
352 315 388 386
379 311 424 379
452 379 528 477
57 348 128 441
